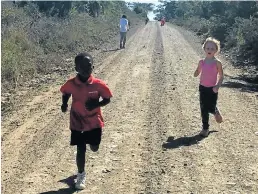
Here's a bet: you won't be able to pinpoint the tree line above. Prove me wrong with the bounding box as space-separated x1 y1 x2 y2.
155 1 258 70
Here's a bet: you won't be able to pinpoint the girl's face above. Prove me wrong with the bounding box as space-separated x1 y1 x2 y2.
204 42 217 58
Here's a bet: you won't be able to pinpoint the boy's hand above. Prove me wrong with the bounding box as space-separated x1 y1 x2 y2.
85 99 99 111
61 104 68 112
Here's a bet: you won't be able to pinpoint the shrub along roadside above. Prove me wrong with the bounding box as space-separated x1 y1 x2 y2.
172 16 258 71
1 2 143 114
156 1 258 77
1 2 142 92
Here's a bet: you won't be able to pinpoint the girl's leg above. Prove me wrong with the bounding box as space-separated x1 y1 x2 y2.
199 86 210 130
76 144 86 173
209 90 218 114
209 91 223 123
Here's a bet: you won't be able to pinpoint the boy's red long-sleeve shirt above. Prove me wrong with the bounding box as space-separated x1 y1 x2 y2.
60 75 112 131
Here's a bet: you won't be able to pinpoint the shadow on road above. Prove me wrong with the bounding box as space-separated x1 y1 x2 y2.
162 131 218 149
39 175 77 194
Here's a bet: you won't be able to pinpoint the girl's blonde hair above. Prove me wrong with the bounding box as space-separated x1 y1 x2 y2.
202 37 221 54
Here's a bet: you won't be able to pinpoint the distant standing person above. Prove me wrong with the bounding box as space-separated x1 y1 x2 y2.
160 17 165 26
194 37 224 137
145 17 149 25
120 15 129 49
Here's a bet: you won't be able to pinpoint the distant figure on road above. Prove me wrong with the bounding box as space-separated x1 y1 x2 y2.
194 37 224 137
160 17 165 26
119 15 129 49
145 17 149 25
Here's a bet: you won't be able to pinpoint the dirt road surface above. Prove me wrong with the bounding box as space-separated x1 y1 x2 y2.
2 22 258 194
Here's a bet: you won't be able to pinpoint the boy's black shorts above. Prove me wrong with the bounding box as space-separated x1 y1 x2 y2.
70 128 102 146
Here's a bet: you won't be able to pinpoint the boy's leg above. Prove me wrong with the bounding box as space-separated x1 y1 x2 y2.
75 143 86 190
89 128 102 152
76 144 86 173
90 145 99 152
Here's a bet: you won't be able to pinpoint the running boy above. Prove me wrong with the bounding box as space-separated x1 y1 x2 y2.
194 37 224 137
60 52 112 190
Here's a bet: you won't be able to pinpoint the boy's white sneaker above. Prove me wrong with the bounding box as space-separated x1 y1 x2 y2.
75 171 86 190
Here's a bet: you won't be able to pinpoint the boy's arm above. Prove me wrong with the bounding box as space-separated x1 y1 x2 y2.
99 98 110 107
61 93 71 112
194 60 202 77
85 82 112 111
60 80 73 112
85 98 110 111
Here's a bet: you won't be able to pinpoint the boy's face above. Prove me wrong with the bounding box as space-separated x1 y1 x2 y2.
77 64 93 80
204 42 217 58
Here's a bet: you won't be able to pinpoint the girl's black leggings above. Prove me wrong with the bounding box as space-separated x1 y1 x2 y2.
199 85 218 130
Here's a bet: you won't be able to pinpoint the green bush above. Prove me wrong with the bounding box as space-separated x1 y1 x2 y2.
158 1 258 70
1 4 42 85
226 17 258 65
1 29 39 83
1 1 138 90
208 16 229 45
171 17 209 35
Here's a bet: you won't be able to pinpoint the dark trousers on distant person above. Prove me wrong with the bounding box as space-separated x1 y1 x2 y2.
120 32 127 48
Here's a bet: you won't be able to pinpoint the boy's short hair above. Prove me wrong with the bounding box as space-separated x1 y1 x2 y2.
75 52 93 67
122 15 127 18
202 37 221 53
75 52 93 73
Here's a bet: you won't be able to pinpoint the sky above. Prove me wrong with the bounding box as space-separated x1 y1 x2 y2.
147 10 157 21
125 0 161 21
125 0 160 4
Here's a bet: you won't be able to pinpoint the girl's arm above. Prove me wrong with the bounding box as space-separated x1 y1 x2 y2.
213 61 224 93
194 60 202 77
216 61 224 88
